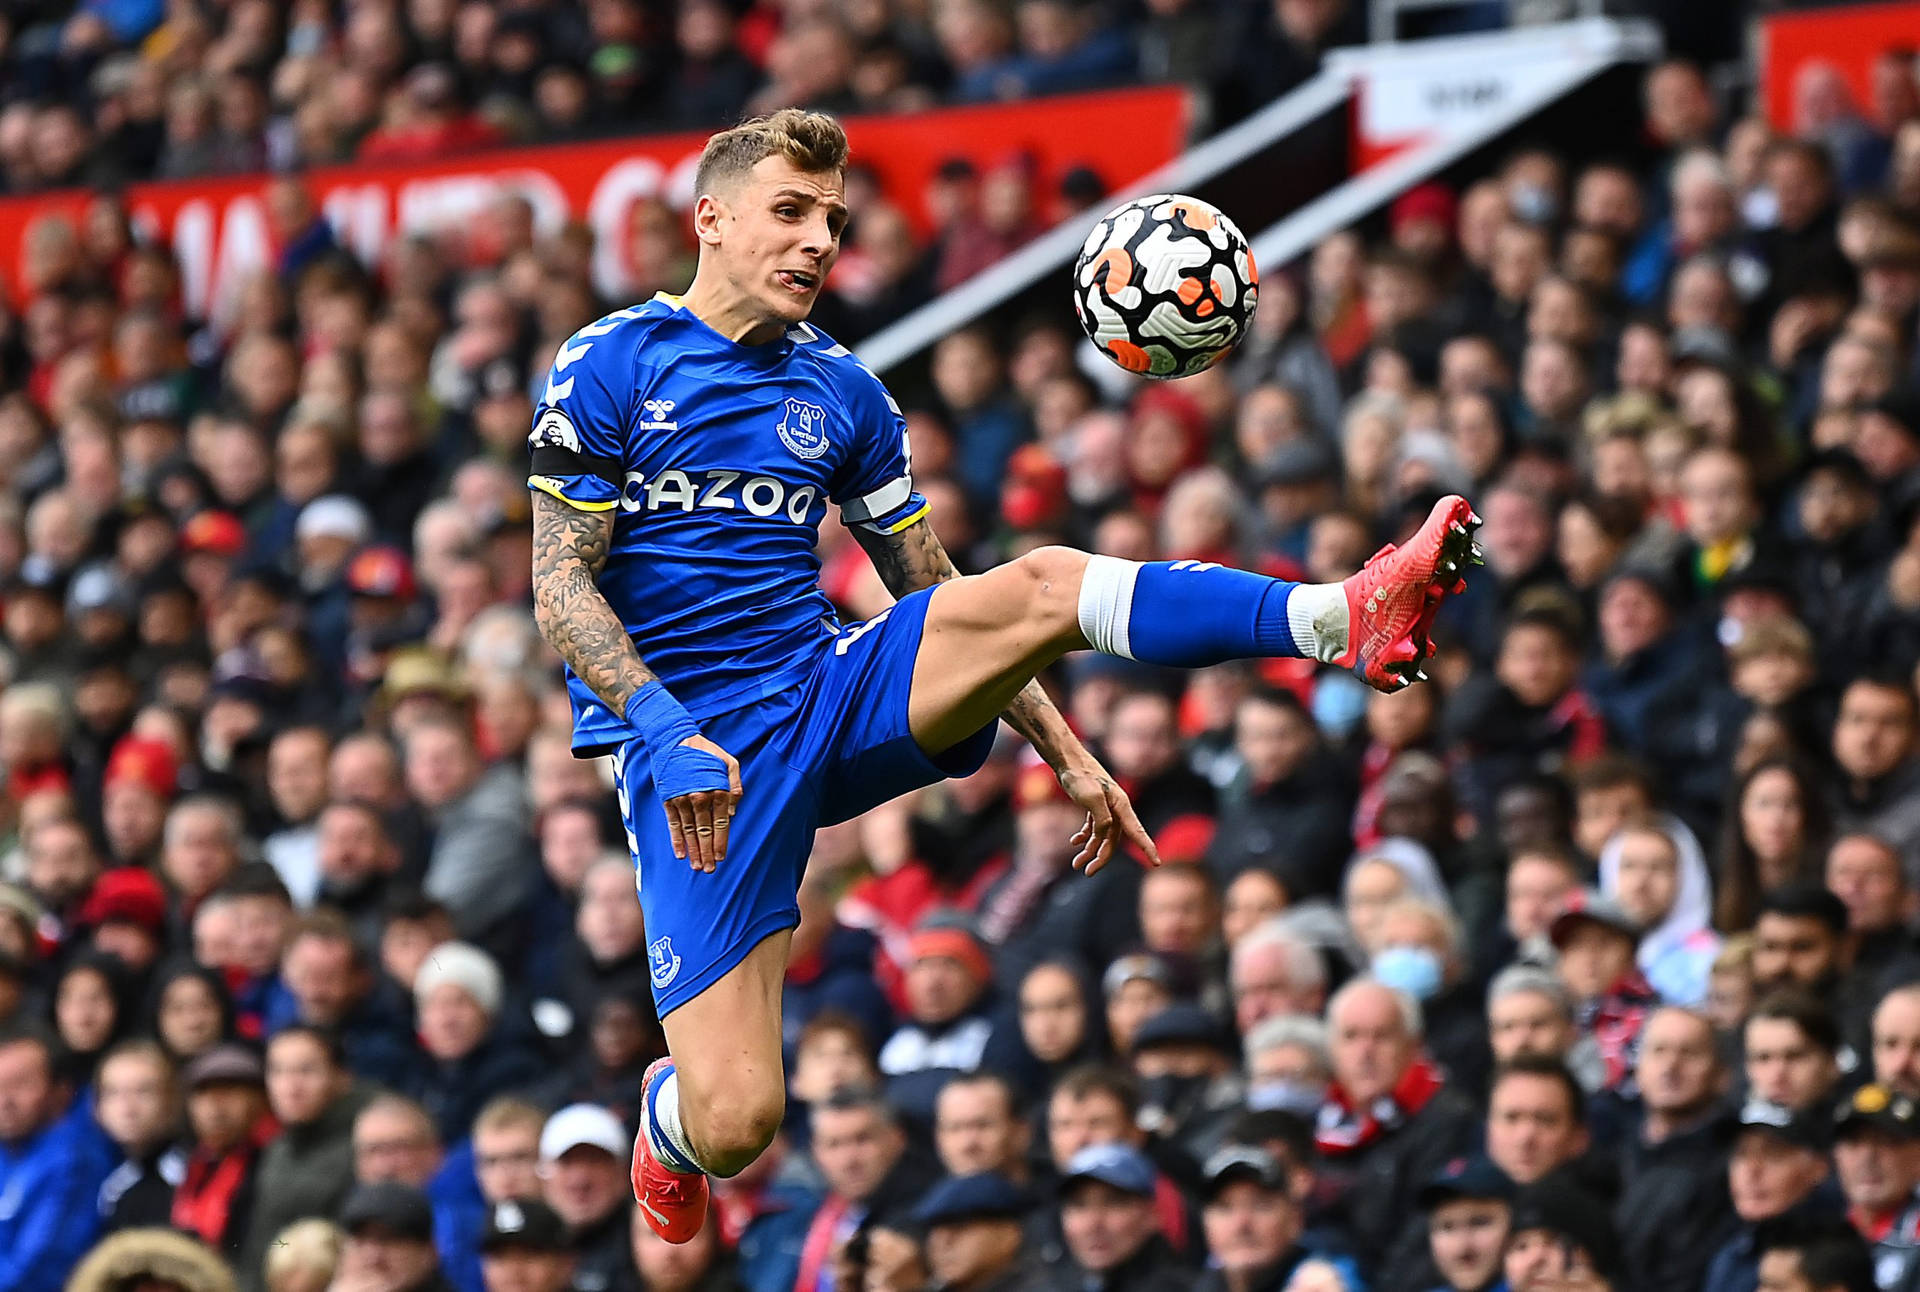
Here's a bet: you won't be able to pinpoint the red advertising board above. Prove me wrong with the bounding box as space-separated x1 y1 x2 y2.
1759 1 1920 132
0 86 1190 329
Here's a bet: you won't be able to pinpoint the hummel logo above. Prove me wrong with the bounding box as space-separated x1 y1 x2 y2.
640 398 678 433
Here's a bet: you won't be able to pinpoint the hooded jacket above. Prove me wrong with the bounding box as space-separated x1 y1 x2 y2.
1599 814 1721 1007
67 1228 238 1292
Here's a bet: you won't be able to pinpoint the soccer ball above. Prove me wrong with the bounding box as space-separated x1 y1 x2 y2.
1072 193 1258 379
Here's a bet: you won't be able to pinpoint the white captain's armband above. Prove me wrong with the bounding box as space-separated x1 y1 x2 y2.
839 475 929 534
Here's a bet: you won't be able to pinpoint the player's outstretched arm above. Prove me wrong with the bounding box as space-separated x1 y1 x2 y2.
530 491 742 871
853 518 1159 873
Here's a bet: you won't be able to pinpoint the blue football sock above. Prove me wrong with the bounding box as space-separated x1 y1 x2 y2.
1077 556 1348 666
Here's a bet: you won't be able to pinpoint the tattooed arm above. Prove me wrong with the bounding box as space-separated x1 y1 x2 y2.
531 490 741 870
854 516 1159 870
530 489 656 713
851 518 1087 776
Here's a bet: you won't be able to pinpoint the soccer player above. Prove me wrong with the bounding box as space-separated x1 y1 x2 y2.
526 108 1480 1244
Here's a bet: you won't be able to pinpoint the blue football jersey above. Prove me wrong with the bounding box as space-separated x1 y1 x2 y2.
527 293 929 755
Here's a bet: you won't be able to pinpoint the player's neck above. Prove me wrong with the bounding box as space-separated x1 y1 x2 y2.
679 271 788 347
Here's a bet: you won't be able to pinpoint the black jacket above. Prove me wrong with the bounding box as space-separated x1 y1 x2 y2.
97 1144 187 1232
1317 1084 1481 1292
1043 1233 1191 1292
1614 1103 1741 1292
1208 760 1356 898
1194 1247 1313 1292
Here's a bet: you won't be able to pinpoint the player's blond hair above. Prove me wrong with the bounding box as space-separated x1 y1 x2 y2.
695 109 849 197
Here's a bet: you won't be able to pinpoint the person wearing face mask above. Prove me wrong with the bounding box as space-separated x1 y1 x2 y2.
1371 899 1491 1100
1243 1015 1332 1120
1127 1003 1245 1165
1601 820 1721 1008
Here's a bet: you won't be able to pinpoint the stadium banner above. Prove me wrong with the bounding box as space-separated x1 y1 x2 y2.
1331 20 1650 171
1758 1 1920 133
0 86 1189 328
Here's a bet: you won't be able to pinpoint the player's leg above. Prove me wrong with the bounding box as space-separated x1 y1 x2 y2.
615 715 814 1243
646 927 792 1177
907 494 1482 753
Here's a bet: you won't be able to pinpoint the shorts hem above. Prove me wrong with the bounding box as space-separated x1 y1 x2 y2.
653 907 801 1018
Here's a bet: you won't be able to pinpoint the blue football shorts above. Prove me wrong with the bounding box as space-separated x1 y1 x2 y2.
612 586 998 1016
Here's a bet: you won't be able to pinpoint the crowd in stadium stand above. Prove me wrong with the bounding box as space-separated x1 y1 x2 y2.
5 0 1920 1285
0 0 1382 195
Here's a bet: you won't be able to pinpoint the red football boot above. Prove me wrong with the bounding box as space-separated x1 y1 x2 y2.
1334 494 1482 691
632 1058 709 1244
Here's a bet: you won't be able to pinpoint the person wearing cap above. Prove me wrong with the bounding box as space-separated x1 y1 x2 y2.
1702 1101 1845 1292
478 1197 574 1292
1047 1141 1187 1291
536 1103 632 1289
173 1042 274 1256
1832 1083 1920 1288
1616 1006 1741 1292
412 940 541 1146
1420 1155 1514 1292
77 865 169 978
1502 1175 1620 1292
908 1172 1038 1291
101 735 178 868
1129 1002 1242 1161
336 1180 454 1292
0 1024 116 1292
877 916 997 1126
1548 889 1656 1091
1314 978 1479 1279
1196 1144 1346 1292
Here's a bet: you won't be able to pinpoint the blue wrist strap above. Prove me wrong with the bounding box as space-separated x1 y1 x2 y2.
624 683 700 749
625 684 731 800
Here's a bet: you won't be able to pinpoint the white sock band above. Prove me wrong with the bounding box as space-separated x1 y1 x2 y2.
648 1071 703 1175
1077 555 1140 659
1287 582 1350 664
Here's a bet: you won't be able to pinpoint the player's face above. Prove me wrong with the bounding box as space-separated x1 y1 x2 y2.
705 156 848 327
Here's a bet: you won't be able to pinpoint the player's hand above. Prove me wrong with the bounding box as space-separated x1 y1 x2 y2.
660 735 743 872
1058 763 1159 875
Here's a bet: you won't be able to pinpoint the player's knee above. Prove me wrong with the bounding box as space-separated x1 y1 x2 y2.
1012 545 1090 638
687 1085 784 1177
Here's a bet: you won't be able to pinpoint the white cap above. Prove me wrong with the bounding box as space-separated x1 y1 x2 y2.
296 494 373 545
539 1103 627 1162
412 941 502 1017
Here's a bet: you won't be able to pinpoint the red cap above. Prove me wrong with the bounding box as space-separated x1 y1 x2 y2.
1391 182 1458 236
1014 758 1073 810
104 736 179 800
1001 445 1069 532
78 867 168 933
1154 814 1217 866
180 510 246 557
346 546 417 599
907 926 992 985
